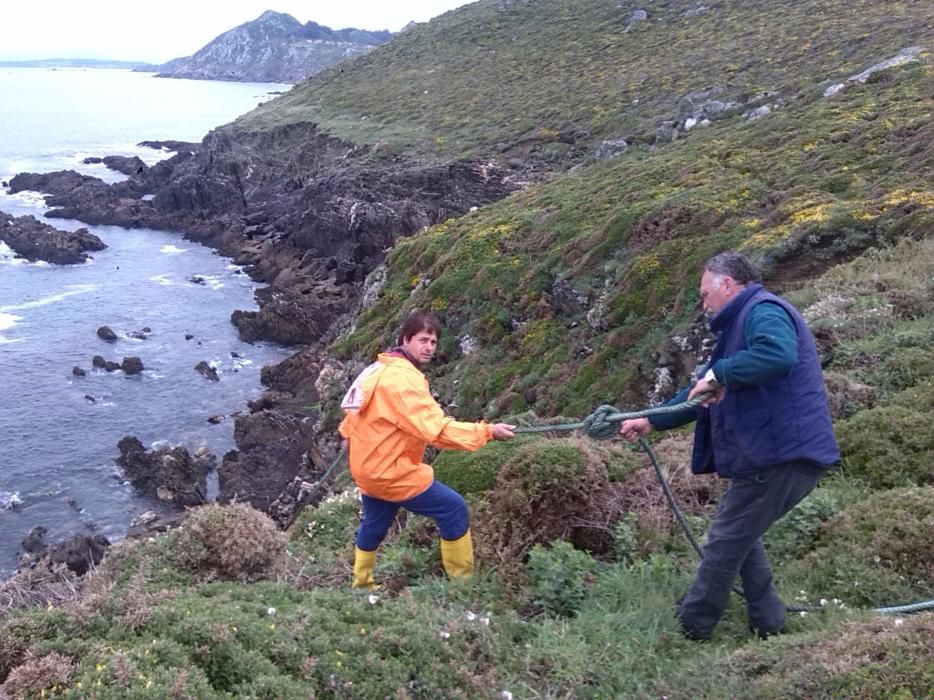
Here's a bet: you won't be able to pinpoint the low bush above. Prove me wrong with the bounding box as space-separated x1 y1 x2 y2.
174 503 288 582
431 438 526 496
527 541 598 617
836 405 934 488
785 486 934 606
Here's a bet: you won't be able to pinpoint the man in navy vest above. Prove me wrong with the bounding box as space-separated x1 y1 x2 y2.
620 251 839 641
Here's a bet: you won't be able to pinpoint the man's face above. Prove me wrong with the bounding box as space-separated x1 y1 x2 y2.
401 329 438 366
699 270 736 314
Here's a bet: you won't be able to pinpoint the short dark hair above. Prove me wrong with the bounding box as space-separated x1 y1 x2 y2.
398 311 441 344
704 252 761 285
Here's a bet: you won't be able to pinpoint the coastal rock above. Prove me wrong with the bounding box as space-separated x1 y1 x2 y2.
121 356 144 375
72 366 86 377
21 526 48 555
194 360 220 381
104 360 122 372
91 355 107 368
138 139 200 153
102 155 147 175
0 212 105 265
47 533 110 575
115 436 213 507
97 325 118 342
218 408 321 512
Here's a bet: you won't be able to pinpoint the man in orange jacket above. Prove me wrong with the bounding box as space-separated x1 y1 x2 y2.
339 311 516 588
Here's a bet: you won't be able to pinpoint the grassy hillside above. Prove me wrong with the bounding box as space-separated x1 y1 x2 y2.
337 51 932 418
2 1 933 697
240 0 932 160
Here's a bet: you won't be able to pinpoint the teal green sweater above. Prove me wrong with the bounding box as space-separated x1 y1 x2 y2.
649 302 798 430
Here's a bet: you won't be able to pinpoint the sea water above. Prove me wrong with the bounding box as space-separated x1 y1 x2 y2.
0 68 294 575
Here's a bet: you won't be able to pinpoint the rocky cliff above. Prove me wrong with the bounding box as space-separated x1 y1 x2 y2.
151 10 392 83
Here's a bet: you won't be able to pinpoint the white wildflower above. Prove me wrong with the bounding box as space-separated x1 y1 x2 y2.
439 631 451 639
267 607 276 616
500 692 513 700
799 611 808 617
481 616 491 626
819 598 828 607
894 618 904 626
368 594 380 605
466 610 477 621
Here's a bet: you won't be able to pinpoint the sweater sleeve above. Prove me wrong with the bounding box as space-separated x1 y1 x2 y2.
388 374 492 451
647 385 699 431
712 302 797 387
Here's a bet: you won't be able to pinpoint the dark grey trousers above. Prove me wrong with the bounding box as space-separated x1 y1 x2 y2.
677 460 825 639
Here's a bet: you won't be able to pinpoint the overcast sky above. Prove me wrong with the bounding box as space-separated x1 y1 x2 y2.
0 1 474 63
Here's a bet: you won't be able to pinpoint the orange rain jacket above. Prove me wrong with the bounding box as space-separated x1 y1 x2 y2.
338 352 493 501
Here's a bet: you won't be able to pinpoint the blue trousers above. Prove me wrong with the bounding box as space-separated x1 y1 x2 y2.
678 460 825 639
356 480 469 551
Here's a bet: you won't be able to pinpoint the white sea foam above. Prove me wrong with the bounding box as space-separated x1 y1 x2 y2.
0 490 23 510
0 311 23 343
0 283 99 312
160 244 187 254
0 241 27 266
195 274 225 291
150 274 173 285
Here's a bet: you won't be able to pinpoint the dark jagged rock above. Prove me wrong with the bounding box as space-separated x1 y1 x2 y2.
102 155 147 175
47 533 110 575
72 366 86 377
0 211 105 264
104 361 122 372
81 156 104 164
91 355 107 368
218 408 322 512
115 436 214 507
97 325 118 342
138 139 200 153
194 360 219 381
21 526 48 555
122 356 144 375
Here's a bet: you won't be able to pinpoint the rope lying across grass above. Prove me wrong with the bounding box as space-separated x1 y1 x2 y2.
310 393 933 615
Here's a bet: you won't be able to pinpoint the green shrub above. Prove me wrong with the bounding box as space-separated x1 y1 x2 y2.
431 439 525 496
528 541 598 617
785 487 934 606
765 476 866 561
174 503 288 582
836 405 934 488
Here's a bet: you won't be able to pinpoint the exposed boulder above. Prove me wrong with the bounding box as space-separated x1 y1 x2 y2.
121 356 144 375
194 360 220 381
96 325 117 342
0 212 105 265
47 533 110 575
21 526 48 555
72 366 86 377
115 436 214 507
101 155 147 175
91 355 107 368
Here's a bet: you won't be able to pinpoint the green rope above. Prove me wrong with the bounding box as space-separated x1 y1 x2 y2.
512 395 708 440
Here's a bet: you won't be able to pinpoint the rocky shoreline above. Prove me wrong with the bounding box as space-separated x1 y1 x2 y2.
2 123 529 569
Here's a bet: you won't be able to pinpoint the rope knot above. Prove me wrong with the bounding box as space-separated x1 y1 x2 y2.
582 404 623 440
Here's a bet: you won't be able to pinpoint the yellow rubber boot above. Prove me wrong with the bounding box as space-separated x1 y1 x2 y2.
352 547 378 589
440 529 474 579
